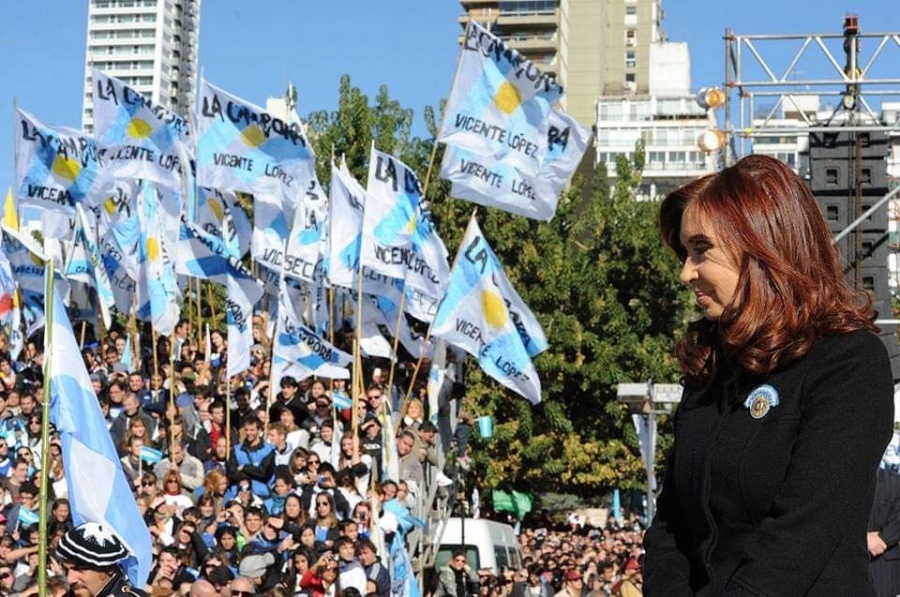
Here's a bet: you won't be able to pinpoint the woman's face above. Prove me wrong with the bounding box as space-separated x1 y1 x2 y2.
54 502 70 521
407 401 423 419
216 477 229 494
678 208 740 321
294 554 309 573
130 421 146 438
164 476 181 494
219 532 236 550
199 500 215 518
285 496 301 518
300 527 316 546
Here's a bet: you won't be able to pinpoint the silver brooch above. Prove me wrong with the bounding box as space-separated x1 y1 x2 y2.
743 384 780 419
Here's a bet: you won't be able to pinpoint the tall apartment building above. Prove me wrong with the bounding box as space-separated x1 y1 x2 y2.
458 0 663 128
81 0 201 133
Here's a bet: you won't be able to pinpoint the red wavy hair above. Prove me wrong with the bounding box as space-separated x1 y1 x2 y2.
659 154 877 387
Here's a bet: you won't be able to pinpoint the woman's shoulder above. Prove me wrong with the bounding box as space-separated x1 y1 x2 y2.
808 328 888 365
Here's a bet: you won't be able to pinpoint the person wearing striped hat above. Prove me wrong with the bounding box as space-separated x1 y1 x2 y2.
56 522 147 597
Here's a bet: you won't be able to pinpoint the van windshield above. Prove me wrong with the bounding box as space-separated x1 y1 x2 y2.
436 545 480 571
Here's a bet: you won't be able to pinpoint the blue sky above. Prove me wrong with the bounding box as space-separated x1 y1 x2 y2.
1 1 899 188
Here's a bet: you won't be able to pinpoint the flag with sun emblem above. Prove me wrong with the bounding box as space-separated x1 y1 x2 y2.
360 147 450 301
196 79 322 199
64 204 115 330
135 181 180 336
14 108 102 215
437 21 563 177
196 188 251 258
432 215 547 404
92 71 190 190
442 106 592 221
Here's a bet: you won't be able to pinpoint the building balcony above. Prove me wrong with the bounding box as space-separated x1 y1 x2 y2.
495 10 558 29
502 34 556 53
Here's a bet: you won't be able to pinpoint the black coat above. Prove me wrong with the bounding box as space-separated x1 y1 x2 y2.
869 468 900 596
644 330 894 595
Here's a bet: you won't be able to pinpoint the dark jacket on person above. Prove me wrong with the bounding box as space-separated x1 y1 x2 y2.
869 467 900 596
95 569 149 597
226 439 274 498
643 330 894 595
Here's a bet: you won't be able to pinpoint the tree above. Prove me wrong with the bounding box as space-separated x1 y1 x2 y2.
430 144 689 497
303 76 691 496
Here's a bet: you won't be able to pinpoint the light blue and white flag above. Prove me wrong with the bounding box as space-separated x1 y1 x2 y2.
175 217 264 309
284 199 325 284
64 205 115 329
437 21 564 176
92 70 190 190
442 106 592 221
17 507 39 527
140 445 163 466
120 334 135 373
0 236 19 357
360 147 450 300
196 188 251 258
271 277 351 385
196 80 324 200
252 189 295 275
48 287 153 587
136 181 180 336
14 108 102 216
226 274 255 379
432 216 546 404
328 160 366 289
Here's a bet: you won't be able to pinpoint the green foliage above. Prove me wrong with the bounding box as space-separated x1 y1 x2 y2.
302 77 691 497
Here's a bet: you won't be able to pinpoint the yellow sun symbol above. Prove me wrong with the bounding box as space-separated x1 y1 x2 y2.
146 237 159 262
240 124 266 147
494 82 522 115
51 155 80 182
481 289 508 329
127 118 153 138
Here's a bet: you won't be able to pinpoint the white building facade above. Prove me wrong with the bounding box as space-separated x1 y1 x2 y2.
82 0 200 132
595 41 716 199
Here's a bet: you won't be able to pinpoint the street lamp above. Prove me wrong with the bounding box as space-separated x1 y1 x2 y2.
617 381 683 524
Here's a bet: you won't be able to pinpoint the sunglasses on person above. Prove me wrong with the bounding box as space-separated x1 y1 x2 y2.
142 479 156 487
317 501 330 507
231 591 255 597
0 572 10 580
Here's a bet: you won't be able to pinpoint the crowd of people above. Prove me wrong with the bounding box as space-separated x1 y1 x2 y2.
446 513 646 597
0 311 469 596
0 305 653 597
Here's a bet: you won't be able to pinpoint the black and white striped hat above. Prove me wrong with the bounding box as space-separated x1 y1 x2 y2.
57 522 129 569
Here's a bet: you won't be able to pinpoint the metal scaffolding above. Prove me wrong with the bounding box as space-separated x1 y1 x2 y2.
721 17 900 164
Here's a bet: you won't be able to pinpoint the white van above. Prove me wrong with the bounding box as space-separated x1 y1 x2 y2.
433 517 523 575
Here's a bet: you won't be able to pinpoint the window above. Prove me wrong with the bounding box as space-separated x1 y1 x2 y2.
625 6 637 15
625 51 636 68
625 73 636 83
625 29 637 46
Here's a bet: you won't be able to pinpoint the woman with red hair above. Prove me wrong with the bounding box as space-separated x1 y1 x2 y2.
644 155 894 594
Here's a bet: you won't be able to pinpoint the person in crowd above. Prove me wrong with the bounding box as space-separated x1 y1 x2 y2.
334 536 366 595
644 154 895 594
357 538 390 597
227 415 274 499
154 439 205 494
435 550 476 597
55 521 149 597
109 393 156 455
868 465 900 596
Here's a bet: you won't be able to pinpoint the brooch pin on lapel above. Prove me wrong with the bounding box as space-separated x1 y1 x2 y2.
743 384 780 419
